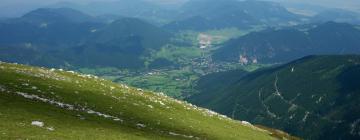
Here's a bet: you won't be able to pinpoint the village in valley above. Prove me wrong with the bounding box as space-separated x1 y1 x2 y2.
79 32 265 98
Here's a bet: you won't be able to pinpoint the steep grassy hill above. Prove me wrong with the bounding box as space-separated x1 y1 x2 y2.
0 62 294 140
188 55 360 139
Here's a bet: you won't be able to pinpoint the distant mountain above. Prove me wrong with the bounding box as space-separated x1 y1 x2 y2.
0 3 43 18
144 0 188 9
62 18 172 68
311 9 360 24
0 62 296 140
92 18 172 49
95 14 124 24
188 55 360 139
168 16 209 30
213 22 360 64
271 1 330 16
50 0 177 25
164 0 303 31
22 8 96 24
0 8 103 46
0 8 172 69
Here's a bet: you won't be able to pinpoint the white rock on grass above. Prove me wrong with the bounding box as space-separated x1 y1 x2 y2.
169 132 195 139
110 86 115 90
15 92 122 123
22 83 29 86
169 132 180 136
136 123 146 128
47 127 55 131
0 85 5 92
31 121 44 127
113 118 123 122
67 71 75 74
241 121 252 126
158 101 165 106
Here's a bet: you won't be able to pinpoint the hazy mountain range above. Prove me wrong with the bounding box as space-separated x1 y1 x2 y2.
213 22 360 64
0 8 171 68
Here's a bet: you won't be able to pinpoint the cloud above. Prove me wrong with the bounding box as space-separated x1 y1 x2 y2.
269 0 360 11
0 0 116 6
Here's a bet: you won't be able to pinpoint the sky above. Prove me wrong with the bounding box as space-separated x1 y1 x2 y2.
1 0 359 8
0 0 110 5
0 0 190 17
268 0 360 11
0 0 186 5
1 0 359 6
0 0 359 17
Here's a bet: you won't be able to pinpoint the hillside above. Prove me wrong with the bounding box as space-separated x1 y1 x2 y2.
0 62 296 140
188 55 360 139
213 22 360 64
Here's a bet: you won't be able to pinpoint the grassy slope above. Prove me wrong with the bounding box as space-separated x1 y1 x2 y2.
0 62 280 140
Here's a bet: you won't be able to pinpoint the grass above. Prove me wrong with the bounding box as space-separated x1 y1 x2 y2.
149 45 203 65
172 27 260 45
0 62 282 140
75 63 270 98
119 69 199 98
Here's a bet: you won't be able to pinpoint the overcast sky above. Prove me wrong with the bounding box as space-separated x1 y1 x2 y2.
0 0 108 5
0 0 359 17
269 0 360 11
1 0 359 8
